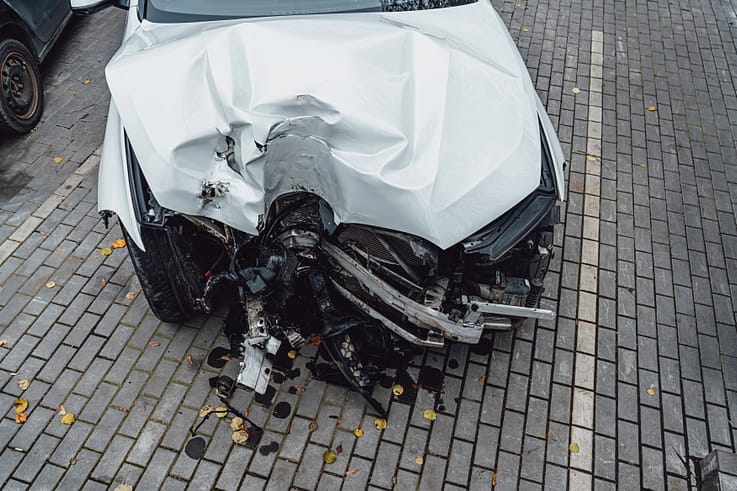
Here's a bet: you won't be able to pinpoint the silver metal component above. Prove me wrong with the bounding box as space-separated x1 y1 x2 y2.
277 228 320 250
286 330 305 349
468 297 556 320
423 277 449 310
265 336 281 355
237 344 271 394
245 296 269 346
180 214 228 244
331 281 445 348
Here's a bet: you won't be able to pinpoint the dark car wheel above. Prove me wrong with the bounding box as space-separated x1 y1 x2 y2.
122 222 204 323
0 38 43 135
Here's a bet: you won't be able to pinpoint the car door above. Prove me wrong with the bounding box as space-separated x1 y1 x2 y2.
3 0 69 43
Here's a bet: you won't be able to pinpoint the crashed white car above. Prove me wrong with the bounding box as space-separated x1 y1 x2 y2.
74 0 565 410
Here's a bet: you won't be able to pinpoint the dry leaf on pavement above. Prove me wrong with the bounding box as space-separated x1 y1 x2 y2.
100 247 113 257
0 339 7 347
112 239 126 249
15 413 27 424
61 413 76 425
423 409 437 421
14 399 28 414
374 418 387 430
230 417 244 431
113 485 133 491
323 449 337 464
214 406 228 418
353 428 364 438
17 379 30 391
345 468 359 476
199 405 214 418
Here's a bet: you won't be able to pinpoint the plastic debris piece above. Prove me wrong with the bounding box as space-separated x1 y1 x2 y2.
323 449 337 464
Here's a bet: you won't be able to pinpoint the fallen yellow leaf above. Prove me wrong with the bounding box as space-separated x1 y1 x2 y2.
415 456 424 465
214 406 228 418
586 155 599 161
647 105 656 111
232 429 249 445
15 412 27 424
230 416 244 431
148 341 160 347
569 442 580 453
199 405 214 418
112 239 126 249
125 292 136 300
0 339 7 347
423 409 437 422
323 449 337 464
46 281 56 288
82 79 91 85
522 27 529 32
113 485 133 491
345 468 359 476
353 428 364 438
392 384 404 396
56 404 67 416
572 87 581 94
646 387 656 396
287 350 297 360
100 247 113 257
14 399 28 414
374 418 387 430
53 157 63 164
17 379 30 391
61 412 76 425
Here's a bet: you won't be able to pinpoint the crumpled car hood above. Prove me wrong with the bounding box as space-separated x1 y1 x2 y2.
106 0 546 249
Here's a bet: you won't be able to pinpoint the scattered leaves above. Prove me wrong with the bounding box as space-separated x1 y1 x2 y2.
230 417 244 431
53 157 63 164
569 442 580 453
100 247 113 257
17 379 30 391
61 412 76 425
423 409 437 422
14 399 28 414
308 335 321 346
46 281 56 288
345 468 359 476
82 79 91 85
392 384 404 396
323 449 337 464
15 413 27 424
646 387 656 396
353 428 364 438
187 354 193 366
214 406 228 418
199 405 214 418
148 341 160 347
647 105 657 111
287 350 297 360
232 430 249 445
374 418 387 430
56 404 67 416
309 420 319 433
415 456 424 465
522 27 529 32
571 87 581 94
113 484 133 491
0 339 7 347
112 239 126 249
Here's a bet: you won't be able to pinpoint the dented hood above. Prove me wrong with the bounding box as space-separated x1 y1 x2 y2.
106 0 545 249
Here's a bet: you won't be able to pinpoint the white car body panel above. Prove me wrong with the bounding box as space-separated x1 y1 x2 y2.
99 0 565 250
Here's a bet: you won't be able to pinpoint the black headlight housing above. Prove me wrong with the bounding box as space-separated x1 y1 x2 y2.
461 124 560 260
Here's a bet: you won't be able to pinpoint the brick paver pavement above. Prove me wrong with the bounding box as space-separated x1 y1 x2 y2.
2 0 737 489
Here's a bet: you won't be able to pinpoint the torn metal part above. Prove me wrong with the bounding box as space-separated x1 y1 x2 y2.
197 180 230 207
237 344 272 394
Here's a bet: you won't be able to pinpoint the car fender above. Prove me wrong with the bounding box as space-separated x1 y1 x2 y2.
536 94 566 200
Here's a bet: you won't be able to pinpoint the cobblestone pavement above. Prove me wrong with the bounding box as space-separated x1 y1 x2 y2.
2 0 737 489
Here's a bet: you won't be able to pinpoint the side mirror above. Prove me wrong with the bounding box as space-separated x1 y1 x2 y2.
70 0 129 14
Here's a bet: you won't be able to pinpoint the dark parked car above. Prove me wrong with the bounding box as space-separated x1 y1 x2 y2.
0 0 71 134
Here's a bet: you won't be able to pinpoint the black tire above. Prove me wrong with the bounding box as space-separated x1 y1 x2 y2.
0 38 43 135
122 222 204 323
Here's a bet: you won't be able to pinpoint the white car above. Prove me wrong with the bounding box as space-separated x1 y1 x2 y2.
74 0 565 411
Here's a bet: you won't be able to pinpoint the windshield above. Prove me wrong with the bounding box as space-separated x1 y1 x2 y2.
144 0 477 23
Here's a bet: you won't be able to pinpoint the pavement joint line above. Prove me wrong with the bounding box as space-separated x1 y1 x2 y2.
0 149 101 267
570 29 604 488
